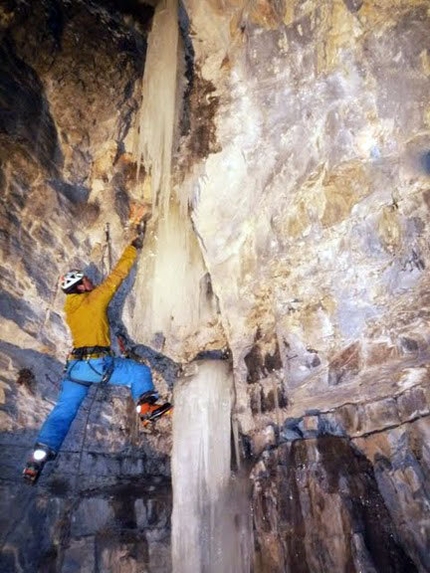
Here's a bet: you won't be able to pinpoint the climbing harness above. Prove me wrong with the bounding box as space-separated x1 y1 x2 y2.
69 345 113 359
65 347 114 387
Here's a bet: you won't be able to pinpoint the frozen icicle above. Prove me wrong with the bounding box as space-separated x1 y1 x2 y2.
130 0 218 351
172 360 252 573
151 205 203 334
135 0 179 214
131 201 210 347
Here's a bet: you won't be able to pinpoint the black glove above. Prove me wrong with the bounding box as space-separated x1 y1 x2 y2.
131 221 146 250
131 236 144 249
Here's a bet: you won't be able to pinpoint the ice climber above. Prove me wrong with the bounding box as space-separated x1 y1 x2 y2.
23 218 172 484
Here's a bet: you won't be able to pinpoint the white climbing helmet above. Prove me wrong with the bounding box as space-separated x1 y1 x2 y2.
60 269 84 292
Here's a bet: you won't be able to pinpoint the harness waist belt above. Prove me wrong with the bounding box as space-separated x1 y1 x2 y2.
70 346 112 360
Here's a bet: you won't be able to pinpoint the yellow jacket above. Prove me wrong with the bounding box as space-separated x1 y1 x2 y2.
65 245 137 348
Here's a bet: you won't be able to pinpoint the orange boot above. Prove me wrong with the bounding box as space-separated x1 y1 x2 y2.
136 392 173 427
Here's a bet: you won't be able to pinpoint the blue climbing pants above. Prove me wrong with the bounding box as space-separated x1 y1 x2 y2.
36 356 155 453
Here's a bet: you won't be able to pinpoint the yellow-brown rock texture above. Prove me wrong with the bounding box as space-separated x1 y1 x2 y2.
0 0 429 571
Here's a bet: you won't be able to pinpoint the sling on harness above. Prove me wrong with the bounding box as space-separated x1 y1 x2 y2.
66 346 114 387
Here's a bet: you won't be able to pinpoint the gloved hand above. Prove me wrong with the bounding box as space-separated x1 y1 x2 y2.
131 221 146 250
131 235 144 249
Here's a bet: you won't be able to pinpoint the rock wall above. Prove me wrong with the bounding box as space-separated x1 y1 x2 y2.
0 0 429 572
251 414 429 572
251 432 421 573
0 2 173 571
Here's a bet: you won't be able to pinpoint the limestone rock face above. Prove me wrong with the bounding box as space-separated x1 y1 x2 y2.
0 0 429 572
251 418 429 572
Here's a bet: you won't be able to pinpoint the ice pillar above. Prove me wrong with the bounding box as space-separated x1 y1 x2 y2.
171 360 252 573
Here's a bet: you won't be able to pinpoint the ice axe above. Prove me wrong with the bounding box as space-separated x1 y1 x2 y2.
129 201 152 248
128 201 152 227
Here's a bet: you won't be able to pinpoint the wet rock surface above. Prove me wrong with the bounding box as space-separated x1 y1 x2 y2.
0 0 429 571
1 475 172 573
251 433 421 573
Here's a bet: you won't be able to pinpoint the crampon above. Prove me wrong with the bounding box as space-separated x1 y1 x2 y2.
139 402 173 428
22 460 45 485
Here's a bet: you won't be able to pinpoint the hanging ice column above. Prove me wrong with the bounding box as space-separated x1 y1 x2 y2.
172 360 252 573
132 2 251 569
135 0 178 213
131 0 210 355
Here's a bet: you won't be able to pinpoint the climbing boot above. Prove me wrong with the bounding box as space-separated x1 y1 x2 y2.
22 444 56 485
136 391 173 427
